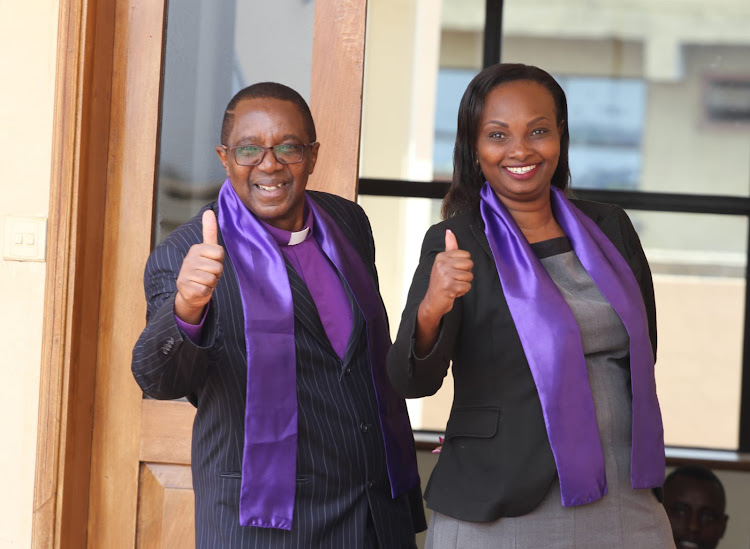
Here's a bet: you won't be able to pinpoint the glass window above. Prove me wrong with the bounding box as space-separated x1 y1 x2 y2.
360 0 484 182
358 194 448 429
154 0 315 244
561 76 646 191
359 0 485 430
632 210 746 449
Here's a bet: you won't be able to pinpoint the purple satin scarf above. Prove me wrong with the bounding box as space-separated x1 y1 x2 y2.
479 183 664 506
218 181 419 530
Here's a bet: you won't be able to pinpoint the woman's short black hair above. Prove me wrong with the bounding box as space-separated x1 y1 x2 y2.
442 63 571 219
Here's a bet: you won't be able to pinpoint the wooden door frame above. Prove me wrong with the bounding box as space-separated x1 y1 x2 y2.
33 0 117 546
32 0 369 547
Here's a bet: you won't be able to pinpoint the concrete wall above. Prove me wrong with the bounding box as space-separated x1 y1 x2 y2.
0 1 59 547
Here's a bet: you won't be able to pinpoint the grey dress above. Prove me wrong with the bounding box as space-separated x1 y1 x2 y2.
425 237 674 549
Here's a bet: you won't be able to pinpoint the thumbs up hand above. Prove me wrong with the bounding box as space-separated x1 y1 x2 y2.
426 228 474 314
175 209 226 324
415 229 473 355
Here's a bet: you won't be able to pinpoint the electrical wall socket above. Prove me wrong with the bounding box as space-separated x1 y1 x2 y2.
3 216 47 262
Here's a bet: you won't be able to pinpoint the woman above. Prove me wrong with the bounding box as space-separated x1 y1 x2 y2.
386 63 674 547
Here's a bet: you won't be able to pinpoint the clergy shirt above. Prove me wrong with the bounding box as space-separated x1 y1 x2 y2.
262 206 354 360
176 205 354 360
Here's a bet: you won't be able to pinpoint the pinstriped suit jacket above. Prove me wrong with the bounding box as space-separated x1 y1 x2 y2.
132 191 425 548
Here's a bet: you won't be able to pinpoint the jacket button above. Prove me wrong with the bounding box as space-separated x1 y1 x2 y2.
367 481 374 489
359 422 369 433
160 337 175 355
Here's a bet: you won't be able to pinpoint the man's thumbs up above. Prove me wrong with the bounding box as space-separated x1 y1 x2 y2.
174 209 225 324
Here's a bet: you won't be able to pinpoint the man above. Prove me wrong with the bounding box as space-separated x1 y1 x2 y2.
662 465 729 549
132 82 425 548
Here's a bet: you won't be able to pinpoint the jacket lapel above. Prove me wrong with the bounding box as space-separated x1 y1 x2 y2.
340 280 365 368
286 262 337 357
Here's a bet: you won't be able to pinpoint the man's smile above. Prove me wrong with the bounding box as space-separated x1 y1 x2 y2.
255 181 290 192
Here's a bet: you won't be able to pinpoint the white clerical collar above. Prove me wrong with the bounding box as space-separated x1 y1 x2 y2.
287 226 310 246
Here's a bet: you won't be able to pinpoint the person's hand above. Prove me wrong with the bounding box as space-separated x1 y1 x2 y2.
421 229 473 319
414 229 473 355
174 210 225 324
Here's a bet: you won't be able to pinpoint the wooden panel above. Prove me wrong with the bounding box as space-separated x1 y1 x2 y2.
33 3 84 546
137 464 195 549
308 0 368 200
86 0 167 546
140 400 196 465
33 0 115 547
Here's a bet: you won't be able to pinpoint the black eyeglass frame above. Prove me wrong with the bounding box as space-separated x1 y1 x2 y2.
220 142 318 166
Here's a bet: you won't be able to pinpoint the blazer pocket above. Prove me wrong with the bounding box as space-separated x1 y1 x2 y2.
219 471 241 479
220 471 311 484
445 406 501 439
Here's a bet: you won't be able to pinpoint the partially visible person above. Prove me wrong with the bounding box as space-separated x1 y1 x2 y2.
387 63 673 548
132 82 425 548
662 465 729 549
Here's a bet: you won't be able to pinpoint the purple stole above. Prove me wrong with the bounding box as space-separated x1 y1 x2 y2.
217 180 419 530
479 182 664 506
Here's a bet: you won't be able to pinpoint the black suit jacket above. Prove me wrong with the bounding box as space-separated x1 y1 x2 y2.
133 191 425 548
387 199 656 523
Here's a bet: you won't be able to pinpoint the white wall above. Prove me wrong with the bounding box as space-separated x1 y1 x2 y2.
0 1 59 547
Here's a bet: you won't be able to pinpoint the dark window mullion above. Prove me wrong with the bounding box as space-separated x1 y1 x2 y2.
359 178 750 216
483 0 503 67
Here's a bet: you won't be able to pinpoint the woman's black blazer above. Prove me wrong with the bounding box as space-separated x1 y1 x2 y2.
386 198 656 523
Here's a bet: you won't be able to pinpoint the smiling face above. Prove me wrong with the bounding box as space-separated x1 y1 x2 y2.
476 80 563 210
216 97 319 231
663 476 728 549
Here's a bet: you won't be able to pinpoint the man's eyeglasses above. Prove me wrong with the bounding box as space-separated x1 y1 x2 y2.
221 143 316 166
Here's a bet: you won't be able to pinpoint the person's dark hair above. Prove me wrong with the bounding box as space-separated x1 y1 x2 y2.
664 465 727 511
442 63 571 219
220 82 316 145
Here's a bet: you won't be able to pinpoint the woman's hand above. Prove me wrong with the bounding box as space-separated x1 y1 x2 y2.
414 229 473 356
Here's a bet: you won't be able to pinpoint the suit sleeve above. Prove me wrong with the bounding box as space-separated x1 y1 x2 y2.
131 224 219 401
387 223 461 398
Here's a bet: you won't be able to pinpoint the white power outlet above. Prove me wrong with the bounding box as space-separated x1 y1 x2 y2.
3 216 47 262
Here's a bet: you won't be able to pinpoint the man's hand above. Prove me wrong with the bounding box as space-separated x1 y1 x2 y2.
175 210 225 324
414 229 473 356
